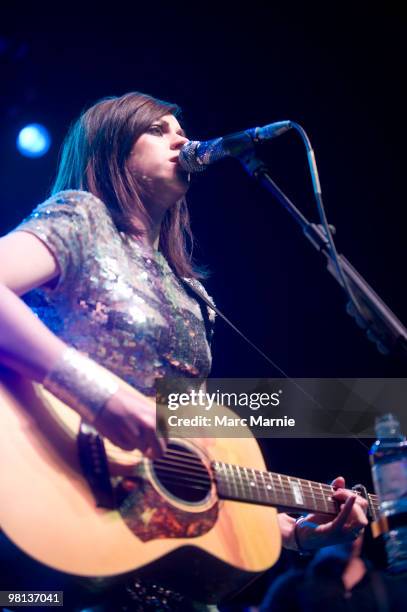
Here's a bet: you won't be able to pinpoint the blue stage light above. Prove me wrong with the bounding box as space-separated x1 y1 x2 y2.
17 123 51 158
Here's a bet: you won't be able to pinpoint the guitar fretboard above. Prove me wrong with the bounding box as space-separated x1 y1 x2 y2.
212 461 379 518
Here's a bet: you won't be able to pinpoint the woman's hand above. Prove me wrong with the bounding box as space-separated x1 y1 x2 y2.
94 386 166 457
295 476 369 551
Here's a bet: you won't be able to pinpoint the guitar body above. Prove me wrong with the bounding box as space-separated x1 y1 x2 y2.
0 367 281 603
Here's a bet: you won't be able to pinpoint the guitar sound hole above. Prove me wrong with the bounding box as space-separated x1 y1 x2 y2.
152 443 212 503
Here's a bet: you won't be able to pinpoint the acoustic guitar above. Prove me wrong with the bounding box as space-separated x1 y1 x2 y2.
0 366 379 603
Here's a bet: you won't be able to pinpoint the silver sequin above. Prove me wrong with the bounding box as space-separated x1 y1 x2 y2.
14 190 215 396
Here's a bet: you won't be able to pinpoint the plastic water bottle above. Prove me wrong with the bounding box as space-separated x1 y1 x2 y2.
370 413 407 574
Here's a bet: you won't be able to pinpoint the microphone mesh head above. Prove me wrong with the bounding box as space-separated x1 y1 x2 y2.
179 141 207 173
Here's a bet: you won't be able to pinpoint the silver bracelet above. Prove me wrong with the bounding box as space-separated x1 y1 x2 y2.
294 516 313 556
43 347 119 423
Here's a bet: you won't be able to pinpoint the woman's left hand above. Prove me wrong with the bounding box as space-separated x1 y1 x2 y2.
294 476 369 551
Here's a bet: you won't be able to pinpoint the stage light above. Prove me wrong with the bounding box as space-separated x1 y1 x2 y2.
16 123 51 158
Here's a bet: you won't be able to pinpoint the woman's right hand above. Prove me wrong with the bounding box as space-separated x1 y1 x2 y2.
94 386 166 457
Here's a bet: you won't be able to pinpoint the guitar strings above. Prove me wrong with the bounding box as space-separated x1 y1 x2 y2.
153 464 211 485
150 450 379 512
155 456 335 502
167 449 378 504
160 449 378 501
159 449 348 494
214 476 379 512
153 476 211 492
154 470 379 518
153 465 338 507
156 472 337 511
162 449 342 492
154 465 378 513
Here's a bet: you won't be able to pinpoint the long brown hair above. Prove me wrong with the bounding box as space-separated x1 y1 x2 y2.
52 92 204 279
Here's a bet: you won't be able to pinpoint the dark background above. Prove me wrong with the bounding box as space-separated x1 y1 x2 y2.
1 3 405 602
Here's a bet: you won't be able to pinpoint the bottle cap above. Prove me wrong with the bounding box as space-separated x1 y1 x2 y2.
375 413 402 438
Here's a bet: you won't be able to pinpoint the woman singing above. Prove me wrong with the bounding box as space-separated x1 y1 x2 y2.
0 91 367 610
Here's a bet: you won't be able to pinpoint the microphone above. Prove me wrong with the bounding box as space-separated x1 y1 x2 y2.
179 121 292 173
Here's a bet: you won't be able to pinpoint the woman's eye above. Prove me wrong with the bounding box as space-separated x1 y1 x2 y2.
147 125 163 135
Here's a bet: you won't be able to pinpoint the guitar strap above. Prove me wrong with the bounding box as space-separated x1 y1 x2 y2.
181 278 284 374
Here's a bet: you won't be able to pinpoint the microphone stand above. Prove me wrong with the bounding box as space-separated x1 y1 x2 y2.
239 153 407 360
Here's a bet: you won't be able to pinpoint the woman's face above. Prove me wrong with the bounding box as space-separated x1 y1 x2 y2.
128 113 190 208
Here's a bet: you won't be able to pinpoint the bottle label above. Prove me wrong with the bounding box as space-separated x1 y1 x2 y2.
372 459 407 501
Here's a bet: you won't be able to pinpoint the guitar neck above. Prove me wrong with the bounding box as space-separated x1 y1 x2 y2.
212 461 379 519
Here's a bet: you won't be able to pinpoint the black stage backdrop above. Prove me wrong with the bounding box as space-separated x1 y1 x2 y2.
1 3 405 604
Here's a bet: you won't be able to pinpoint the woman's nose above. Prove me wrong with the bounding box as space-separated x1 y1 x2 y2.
171 133 188 150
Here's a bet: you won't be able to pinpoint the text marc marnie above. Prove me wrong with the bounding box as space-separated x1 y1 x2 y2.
167 415 296 427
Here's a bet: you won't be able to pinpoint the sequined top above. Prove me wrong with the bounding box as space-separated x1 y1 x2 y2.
14 190 215 396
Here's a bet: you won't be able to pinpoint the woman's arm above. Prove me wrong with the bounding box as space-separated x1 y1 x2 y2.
0 231 165 456
0 231 64 380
